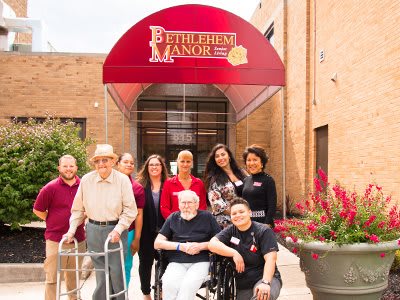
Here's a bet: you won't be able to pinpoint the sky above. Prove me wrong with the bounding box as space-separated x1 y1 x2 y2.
28 0 260 54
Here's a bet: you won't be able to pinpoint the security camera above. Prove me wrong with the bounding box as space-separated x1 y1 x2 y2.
331 73 337 82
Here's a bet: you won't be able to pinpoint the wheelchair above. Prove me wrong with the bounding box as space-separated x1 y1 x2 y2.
153 250 236 300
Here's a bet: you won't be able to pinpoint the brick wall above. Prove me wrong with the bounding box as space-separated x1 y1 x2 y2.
249 0 400 207
0 52 131 157
310 0 400 201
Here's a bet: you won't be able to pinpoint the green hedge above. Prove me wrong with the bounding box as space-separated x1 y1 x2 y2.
0 118 93 229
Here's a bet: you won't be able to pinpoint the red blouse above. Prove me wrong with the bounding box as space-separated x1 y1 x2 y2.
160 174 207 219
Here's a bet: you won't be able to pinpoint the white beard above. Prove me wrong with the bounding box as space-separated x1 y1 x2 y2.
180 211 197 221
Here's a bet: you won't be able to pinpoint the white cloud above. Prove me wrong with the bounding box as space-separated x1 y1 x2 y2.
28 0 260 53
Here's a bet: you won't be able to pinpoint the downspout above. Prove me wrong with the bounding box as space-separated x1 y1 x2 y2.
313 0 317 105
281 89 286 219
282 0 288 219
104 85 108 143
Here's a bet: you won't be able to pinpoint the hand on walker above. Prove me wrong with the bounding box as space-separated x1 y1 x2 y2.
108 230 121 243
63 232 75 243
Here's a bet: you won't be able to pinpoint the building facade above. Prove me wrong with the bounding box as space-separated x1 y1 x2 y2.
1 0 399 211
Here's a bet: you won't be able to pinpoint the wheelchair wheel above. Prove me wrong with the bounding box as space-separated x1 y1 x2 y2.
153 259 163 300
217 259 236 300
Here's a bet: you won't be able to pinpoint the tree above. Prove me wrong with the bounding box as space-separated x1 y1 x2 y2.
0 117 94 229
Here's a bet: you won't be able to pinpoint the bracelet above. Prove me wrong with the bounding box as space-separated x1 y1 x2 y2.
261 279 271 286
176 243 180 251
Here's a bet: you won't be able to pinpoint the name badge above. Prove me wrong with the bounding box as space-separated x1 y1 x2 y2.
230 237 240 245
173 192 180 196
253 181 262 187
235 180 243 186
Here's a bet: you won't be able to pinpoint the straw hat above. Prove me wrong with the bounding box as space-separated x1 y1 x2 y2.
90 144 118 161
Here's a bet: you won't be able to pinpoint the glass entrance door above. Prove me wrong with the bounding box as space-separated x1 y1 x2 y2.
137 99 228 177
166 129 196 175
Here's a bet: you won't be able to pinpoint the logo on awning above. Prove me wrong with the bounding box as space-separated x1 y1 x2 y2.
149 26 247 66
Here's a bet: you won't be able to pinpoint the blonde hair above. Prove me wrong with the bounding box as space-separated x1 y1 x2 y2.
177 150 193 161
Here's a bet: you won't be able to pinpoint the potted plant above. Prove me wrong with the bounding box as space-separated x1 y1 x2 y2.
274 169 400 300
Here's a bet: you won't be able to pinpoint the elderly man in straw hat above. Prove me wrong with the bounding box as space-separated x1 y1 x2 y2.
64 144 137 300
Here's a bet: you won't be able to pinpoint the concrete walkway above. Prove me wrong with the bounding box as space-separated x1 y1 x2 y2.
0 243 311 299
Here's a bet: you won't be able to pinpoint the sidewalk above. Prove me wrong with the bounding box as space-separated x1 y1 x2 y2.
0 244 311 299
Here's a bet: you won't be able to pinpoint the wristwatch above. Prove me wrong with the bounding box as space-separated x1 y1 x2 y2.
261 279 271 286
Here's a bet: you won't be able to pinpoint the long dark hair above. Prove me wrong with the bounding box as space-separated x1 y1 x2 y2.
204 144 245 190
136 154 169 188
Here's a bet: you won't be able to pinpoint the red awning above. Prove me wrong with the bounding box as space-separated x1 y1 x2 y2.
103 4 285 120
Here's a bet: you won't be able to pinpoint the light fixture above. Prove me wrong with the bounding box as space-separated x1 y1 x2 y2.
331 73 337 82
94 101 99 108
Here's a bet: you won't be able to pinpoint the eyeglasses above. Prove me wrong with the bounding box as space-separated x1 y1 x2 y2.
149 163 161 167
93 158 110 164
180 201 196 206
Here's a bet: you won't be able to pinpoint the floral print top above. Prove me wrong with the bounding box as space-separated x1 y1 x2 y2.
208 179 243 227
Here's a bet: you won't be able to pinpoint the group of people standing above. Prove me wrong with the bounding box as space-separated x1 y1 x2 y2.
33 142 282 300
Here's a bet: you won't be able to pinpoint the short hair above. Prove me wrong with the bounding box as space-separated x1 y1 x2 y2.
177 150 193 161
242 144 269 170
178 190 199 203
230 197 251 210
59 155 77 165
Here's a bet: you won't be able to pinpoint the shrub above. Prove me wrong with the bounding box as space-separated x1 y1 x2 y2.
0 117 94 229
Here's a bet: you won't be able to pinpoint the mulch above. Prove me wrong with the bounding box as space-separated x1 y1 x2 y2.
0 224 45 263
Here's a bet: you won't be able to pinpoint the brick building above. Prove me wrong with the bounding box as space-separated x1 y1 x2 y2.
1 0 399 211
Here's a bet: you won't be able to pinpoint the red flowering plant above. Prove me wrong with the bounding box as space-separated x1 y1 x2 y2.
274 169 400 252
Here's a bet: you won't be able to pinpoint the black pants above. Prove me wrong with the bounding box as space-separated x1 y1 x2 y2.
138 231 158 295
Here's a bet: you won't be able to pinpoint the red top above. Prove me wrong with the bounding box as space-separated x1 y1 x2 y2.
160 174 207 219
128 176 145 231
34 176 85 242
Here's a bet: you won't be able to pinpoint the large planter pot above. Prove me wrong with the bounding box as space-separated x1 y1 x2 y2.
288 240 398 300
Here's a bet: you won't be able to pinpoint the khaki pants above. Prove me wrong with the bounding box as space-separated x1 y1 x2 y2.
44 240 86 300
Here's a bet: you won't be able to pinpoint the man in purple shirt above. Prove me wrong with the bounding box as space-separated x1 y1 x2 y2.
33 155 86 300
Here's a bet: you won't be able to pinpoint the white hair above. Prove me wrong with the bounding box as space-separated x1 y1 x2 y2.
178 190 199 203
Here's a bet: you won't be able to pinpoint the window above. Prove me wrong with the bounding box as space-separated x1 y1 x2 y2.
13 117 86 140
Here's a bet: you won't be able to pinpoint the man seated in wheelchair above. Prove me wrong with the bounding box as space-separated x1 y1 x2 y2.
209 197 282 300
154 190 221 300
